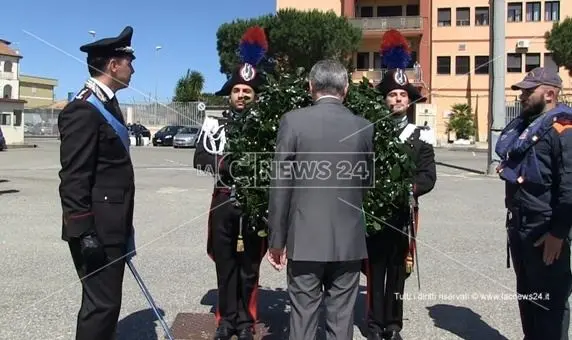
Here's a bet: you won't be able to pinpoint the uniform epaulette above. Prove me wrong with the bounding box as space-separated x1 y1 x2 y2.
416 125 434 145
552 118 572 135
73 87 93 101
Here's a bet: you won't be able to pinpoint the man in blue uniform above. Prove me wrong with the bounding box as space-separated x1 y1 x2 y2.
57 26 136 340
497 67 572 340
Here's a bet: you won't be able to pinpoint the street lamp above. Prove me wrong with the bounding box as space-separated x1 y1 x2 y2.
154 45 162 118
88 30 96 40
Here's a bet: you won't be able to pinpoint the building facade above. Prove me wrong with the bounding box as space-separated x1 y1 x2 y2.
0 39 26 145
432 0 570 142
19 75 58 109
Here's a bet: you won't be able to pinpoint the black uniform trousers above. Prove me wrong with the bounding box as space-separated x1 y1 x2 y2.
210 192 266 332
364 215 409 335
68 240 126 340
508 209 572 340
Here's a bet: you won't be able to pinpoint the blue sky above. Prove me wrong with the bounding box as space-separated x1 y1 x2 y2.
3 0 276 104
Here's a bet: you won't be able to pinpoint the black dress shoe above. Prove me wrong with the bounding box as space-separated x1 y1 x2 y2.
385 330 403 340
213 326 234 340
237 327 254 340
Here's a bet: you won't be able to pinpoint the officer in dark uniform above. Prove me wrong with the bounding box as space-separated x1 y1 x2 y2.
193 26 269 340
496 67 572 340
363 68 437 340
57 26 136 340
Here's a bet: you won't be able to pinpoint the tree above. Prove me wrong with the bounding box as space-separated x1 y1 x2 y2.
545 17 572 70
216 9 362 76
224 69 415 235
446 103 476 140
173 69 204 102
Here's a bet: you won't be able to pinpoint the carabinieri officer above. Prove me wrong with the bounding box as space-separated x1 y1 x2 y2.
57 26 136 340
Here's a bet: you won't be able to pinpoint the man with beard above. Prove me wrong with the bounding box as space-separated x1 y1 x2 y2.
363 30 437 340
57 26 136 339
496 67 572 340
193 26 268 340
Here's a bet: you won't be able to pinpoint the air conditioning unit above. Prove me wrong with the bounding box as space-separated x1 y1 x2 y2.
516 40 530 49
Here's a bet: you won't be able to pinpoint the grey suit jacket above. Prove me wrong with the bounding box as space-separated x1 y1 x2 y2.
267 96 375 262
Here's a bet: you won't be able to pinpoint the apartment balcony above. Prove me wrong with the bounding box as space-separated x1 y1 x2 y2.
348 16 423 35
351 68 423 86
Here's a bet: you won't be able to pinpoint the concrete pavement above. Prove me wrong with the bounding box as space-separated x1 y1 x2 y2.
0 140 556 339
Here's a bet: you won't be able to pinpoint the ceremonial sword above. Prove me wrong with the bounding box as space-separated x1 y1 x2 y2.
127 259 175 340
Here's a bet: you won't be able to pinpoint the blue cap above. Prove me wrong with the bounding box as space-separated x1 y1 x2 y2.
511 67 562 90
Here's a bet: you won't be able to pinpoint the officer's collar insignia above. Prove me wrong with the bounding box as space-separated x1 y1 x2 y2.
84 79 109 102
240 63 256 82
394 69 408 86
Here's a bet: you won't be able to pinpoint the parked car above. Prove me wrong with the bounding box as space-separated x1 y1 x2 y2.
173 125 201 148
152 125 184 146
0 126 5 151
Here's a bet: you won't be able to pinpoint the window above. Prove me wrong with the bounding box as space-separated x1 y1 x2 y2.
356 52 369 69
438 8 451 26
406 5 419 16
0 114 11 126
544 53 559 73
475 7 489 25
378 6 402 17
507 3 523 22
3 61 12 72
456 8 470 26
3 85 12 99
507 53 522 72
525 53 540 72
13 110 22 127
526 2 541 21
360 6 373 17
373 52 382 69
475 56 490 74
456 56 470 74
545 1 560 21
437 56 451 74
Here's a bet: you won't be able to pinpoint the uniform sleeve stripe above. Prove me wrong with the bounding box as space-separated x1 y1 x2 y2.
553 122 572 135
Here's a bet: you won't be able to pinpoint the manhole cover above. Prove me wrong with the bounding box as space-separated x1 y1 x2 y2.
170 313 271 339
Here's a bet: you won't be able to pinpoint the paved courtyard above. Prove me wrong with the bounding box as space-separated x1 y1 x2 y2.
0 140 558 339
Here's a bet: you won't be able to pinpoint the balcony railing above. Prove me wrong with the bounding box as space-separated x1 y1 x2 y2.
349 16 423 31
351 68 423 84
0 72 15 80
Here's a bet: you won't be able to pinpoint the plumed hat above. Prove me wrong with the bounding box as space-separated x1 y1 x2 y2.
376 29 425 103
215 26 268 96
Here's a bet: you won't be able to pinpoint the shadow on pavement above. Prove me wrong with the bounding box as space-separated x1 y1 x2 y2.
201 287 291 339
427 304 509 340
117 308 165 340
0 189 19 195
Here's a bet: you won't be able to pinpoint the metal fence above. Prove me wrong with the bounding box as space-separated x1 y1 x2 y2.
23 101 209 138
505 100 572 127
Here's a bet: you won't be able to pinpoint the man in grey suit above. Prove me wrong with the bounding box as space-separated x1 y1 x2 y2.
267 59 375 339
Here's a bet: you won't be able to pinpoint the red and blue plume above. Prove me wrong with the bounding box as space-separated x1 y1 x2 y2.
238 26 268 66
380 29 411 70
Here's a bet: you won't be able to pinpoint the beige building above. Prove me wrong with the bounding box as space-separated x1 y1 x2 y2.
0 39 26 145
19 75 57 109
431 0 570 142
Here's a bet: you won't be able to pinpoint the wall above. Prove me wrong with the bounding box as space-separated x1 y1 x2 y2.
19 83 55 108
0 57 20 99
276 0 341 13
0 101 25 144
431 0 572 143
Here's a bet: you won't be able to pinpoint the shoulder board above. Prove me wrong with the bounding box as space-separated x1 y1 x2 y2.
74 87 93 101
553 118 572 135
417 127 434 145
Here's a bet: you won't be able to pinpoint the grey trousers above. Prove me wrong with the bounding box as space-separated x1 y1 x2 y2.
287 260 361 340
